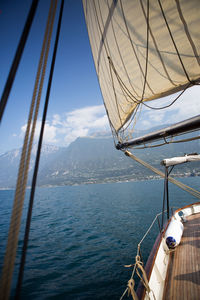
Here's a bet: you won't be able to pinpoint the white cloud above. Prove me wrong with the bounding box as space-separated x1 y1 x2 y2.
19 85 199 146
138 85 200 129
20 105 110 147
21 120 58 144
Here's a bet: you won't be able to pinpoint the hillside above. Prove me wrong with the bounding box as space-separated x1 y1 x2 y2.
0 135 199 188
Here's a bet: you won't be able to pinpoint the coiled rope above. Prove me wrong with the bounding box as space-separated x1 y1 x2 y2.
120 211 165 300
0 1 58 299
120 150 200 299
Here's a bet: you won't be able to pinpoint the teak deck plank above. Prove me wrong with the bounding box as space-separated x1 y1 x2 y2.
163 213 200 300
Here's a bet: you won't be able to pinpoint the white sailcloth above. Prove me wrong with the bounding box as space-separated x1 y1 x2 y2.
83 0 200 133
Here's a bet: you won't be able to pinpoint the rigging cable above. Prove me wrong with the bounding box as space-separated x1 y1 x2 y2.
124 150 200 199
0 0 39 123
0 1 58 299
15 1 64 299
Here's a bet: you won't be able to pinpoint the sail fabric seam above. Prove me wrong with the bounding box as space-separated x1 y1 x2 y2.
157 0 191 83
108 57 190 117
113 0 200 137
175 0 200 67
121 0 182 85
96 0 117 72
0 1 58 299
102 0 129 130
108 0 141 111
83 0 200 135
140 0 151 101
84 1 118 133
94 0 124 130
117 1 141 98
140 0 175 86
120 0 154 95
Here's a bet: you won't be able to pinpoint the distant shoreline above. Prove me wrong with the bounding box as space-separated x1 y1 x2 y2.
1 172 199 190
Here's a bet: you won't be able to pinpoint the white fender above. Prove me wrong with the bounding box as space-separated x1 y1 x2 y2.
165 219 184 249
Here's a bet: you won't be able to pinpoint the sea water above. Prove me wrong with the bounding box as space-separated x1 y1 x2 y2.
0 177 199 299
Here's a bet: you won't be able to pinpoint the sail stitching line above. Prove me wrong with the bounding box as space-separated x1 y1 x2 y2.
175 0 200 67
108 57 191 111
107 0 140 100
140 0 176 87
85 1 114 135
157 0 192 83
140 0 150 101
94 0 125 131
120 0 154 95
92 0 124 132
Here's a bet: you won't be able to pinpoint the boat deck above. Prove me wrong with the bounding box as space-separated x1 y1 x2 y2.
163 213 200 299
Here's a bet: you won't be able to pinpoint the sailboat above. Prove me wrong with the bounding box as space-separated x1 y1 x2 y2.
82 0 200 299
0 0 200 299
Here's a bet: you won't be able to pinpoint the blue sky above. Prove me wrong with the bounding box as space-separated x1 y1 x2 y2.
0 0 199 154
0 0 109 154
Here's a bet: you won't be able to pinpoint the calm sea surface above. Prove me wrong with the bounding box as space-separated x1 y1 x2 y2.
0 177 199 299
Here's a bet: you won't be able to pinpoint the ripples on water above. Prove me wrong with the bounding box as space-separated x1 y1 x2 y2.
0 177 199 299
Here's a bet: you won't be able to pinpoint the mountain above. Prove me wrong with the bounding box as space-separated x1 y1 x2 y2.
0 144 66 188
37 135 200 186
0 134 199 188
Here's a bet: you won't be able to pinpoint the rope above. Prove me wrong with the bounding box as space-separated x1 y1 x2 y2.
0 0 39 123
122 254 153 300
15 0 64 298
124 150 200 199
134 255 151 295
120 210 166 300
127 279 139 300
0 1 57 299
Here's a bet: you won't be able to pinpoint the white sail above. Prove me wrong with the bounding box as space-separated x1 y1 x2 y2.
83 0 200 133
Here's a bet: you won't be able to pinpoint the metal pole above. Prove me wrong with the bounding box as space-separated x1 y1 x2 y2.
161 171 166 230
166 167 169 219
